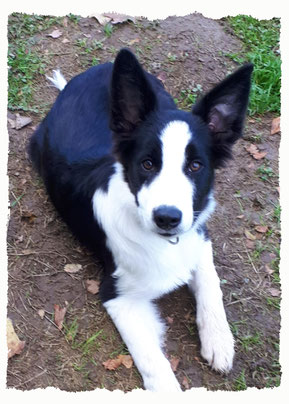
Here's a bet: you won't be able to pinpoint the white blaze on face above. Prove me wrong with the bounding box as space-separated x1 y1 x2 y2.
137 120 195 233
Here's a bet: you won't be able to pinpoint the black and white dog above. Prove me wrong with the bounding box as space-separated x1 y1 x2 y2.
29 49 252 392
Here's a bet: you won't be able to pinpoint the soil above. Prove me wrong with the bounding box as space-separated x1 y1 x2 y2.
7 13 281 392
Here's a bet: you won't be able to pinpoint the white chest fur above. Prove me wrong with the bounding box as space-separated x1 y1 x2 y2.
92 164 206 299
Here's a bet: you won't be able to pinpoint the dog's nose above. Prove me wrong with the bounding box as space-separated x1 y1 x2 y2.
153 206 182 230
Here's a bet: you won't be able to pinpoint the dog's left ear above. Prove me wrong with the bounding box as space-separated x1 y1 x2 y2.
193 64 253 167
110 48 156 136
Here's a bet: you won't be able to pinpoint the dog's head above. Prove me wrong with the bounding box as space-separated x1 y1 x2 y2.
109 49 253 238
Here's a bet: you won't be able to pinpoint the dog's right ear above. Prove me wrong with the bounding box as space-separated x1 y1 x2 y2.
109 48 156 135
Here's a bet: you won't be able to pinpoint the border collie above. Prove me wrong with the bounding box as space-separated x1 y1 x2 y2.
29 49 253 392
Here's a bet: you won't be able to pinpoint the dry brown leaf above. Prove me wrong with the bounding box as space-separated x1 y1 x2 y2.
85 279 100 294
244 229 256 241
64 263 82 274
157 71 167 83
245 143 267 160
245 239 255 249
119 354 133 369
128 38 140 46
54 304 67 330
268 288 280 297
166 316 174 325
48 29 62 39
90 13 111 25
14 113 32 130
271 117 280 135
253 151 267 160
170 356 180 372
21 211 36 224
182 376 190 389
264 264 274 276
255 225 268 233
103 12 136 24
103 354 133 370
7 318 25 358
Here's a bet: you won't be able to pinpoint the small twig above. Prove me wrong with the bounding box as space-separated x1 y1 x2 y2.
226 297 253 306
243 242 259 274
13 369 47 389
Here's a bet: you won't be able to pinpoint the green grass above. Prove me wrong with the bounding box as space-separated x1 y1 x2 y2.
8 41 46 112
226 16 281 115
233 370 247 391
7 13 60 111
239 332 262 352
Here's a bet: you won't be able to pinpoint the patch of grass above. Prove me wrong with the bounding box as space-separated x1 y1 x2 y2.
273 204 281 225
75 38 104 54
178 84 203 109
226 16 280 115
256 164 275 182
8 42 46 112
266 297 281 310
8 13 63 40
233 370 247 391
239 332 262 352
103 22 114 37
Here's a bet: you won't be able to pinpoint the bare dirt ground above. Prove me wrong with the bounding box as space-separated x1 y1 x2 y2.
7 13 281 391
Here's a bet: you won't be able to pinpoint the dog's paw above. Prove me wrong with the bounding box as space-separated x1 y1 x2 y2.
143 365 182 392
199 321 235 373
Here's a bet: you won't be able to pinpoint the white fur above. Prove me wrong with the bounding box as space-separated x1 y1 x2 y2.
189 240 235 372
46 69 67 91
93 163 209 300
92 122 234 390
137 121 194 234
104 297 181 392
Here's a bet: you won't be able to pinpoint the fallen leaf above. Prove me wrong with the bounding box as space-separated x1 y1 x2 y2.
103 354 133 370
64 263 82 273
85 279 100 294
157 71 167 83
15 113 32 130
268 288 280 297
245 239 255 249
8 118 16 128
166 316 174 325
103 12 136 24
120 354 133 369
182 376 190 389
264 265 274 276
245 143 267 160
54 304 67 330
253 151 267 160
255 225 268 233
170 356 180 372
37 309 45 319
62 38 70 44
21 211 36 224
244 229 256 241
7 318 25 358
271 117 280 135
128 38 140 46
90 13 111 25
48 29 62 39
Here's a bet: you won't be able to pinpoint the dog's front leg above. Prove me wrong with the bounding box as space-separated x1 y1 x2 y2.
189 240 234 373
104 296 181 392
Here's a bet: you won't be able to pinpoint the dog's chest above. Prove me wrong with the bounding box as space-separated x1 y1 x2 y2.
92 171 205 299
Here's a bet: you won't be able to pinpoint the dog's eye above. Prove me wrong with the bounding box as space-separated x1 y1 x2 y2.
142 159 154 171
188 161 202 173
